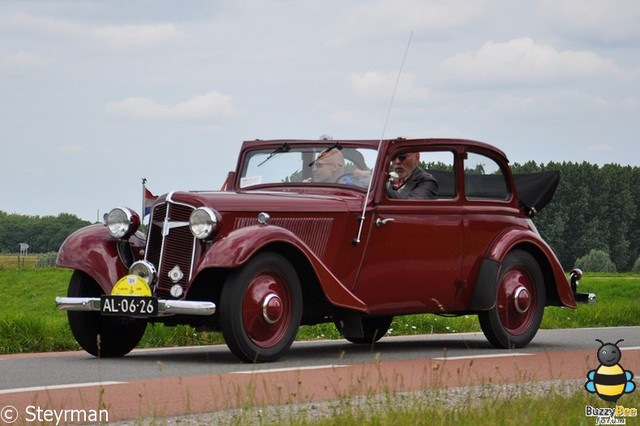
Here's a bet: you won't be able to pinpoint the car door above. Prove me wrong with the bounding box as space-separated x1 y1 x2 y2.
353 149 466 315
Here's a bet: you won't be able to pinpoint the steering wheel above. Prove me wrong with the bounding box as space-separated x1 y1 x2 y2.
335 173 354 183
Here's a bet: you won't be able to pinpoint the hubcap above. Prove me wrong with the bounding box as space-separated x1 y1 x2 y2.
498 268 536 334
262 293 283 324
242 270 292 348
513 286 531 314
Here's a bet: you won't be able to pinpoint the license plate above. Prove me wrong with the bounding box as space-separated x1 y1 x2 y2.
100 295 158 316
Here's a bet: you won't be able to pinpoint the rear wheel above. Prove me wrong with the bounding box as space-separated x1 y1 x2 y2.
220 253 302 362
479 250 545 349
67 271 147 357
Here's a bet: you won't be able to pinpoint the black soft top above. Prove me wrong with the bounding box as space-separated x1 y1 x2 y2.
427 170 559 217
513 171 560 217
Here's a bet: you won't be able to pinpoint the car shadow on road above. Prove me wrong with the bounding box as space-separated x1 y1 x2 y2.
84 333 563 367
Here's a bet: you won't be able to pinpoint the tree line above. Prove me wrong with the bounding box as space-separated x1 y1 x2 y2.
1 160 639 271
511 161 640 272
0 211 91 254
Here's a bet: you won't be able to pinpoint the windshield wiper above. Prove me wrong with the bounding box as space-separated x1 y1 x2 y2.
308 142 342 167
258 143 290 167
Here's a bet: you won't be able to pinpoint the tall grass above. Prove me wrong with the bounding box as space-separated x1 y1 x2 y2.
0 268 638 354
285 389 640 426
149 382 640 425
0 253 37 268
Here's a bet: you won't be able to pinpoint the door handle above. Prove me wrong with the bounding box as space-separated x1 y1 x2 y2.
375 217 395 227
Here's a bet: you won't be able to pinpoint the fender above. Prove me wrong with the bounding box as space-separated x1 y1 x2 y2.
195 225 368 312
469 227 576 310
56 224 146 294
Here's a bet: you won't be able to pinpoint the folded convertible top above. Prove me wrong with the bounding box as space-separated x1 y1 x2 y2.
513 171 560 217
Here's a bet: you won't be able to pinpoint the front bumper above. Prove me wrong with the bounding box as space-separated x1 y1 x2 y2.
570 269 596 304
55 297 216 316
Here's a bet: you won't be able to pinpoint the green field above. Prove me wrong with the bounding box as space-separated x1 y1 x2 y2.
0 266 638 354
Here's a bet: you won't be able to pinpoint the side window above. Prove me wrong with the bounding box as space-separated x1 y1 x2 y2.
464 152 509 200
420 151 456 199
386 150 455 200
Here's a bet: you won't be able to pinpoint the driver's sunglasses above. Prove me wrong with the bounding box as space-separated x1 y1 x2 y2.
313 162 333 168
394 154 408 162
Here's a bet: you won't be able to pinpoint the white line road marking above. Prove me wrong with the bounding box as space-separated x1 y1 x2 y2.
432 353 534 361
0 381 125 395
232 365 349 375
620 346 640 351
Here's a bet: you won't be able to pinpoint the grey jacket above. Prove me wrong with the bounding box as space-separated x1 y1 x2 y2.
386 167 439 199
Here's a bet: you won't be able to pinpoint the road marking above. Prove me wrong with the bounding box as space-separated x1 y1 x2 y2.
232 365 348 375
432 353 534 361
0 381 124 395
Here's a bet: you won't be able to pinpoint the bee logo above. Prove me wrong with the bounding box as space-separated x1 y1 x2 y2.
585 339 636 403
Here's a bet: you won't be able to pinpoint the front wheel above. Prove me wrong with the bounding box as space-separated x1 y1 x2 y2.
478 250 545 349
67 271 147 357
220 252 302 362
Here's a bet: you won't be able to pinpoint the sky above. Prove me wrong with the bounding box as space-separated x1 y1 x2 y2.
1 0 639 222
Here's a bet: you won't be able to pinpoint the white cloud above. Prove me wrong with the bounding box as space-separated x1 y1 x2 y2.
91 23 184 50
348 71 427 101
540 0 640 43
490 91 612 116
3 12 80 37
328 110 361 126
439 37 624 86
329 0 487 45
3 12 183 51
57 145 85 154
0 51 45 67
105 91 240 120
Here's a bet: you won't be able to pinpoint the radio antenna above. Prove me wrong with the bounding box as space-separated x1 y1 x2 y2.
353 31 414 245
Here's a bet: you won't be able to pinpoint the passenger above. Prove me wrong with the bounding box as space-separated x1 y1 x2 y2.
312 148 353 184
386 152 438 199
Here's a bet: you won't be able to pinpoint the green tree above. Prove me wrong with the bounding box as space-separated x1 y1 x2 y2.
0 212 90 253
575 249 617 272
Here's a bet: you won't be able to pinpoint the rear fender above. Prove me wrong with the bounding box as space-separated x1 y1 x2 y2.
56 224 145 294
196 225 368 312
469 228 576 310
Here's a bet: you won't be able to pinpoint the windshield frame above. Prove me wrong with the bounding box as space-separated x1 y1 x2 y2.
235 140 380 192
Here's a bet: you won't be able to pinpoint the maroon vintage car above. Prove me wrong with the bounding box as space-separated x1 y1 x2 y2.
56 138 594 362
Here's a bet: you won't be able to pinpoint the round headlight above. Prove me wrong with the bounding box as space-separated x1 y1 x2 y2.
129 260 157 285
189 207 219 240
106 207 140 239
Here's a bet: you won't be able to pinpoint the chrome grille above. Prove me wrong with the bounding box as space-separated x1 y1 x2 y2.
146 202 196 298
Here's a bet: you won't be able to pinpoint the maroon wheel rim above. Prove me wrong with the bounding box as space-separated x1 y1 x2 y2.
241 269 292 348
497 268 537 334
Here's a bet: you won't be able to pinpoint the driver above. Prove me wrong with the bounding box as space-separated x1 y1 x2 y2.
312 148 353 184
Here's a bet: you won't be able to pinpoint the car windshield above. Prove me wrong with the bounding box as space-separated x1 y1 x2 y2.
240 144 378 189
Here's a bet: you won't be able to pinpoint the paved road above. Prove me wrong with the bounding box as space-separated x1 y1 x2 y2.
1 327 639 422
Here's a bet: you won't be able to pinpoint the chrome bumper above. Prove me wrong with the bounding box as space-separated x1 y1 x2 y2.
570 268 596 305
55 297 216 316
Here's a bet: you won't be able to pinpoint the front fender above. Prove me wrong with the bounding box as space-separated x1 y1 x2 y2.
471 227 576 309
56 224 145 294
196 225 368 312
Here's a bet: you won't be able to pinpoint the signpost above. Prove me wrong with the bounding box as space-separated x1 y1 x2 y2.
18 243 29 268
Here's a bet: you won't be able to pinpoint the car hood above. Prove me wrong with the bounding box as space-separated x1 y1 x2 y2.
157 189 361 214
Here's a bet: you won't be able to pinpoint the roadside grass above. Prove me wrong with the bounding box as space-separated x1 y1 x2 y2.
0 267 638 354
136 382 640 425
280 388 640 426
